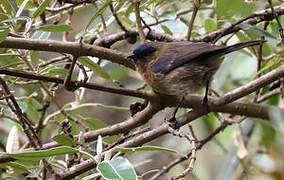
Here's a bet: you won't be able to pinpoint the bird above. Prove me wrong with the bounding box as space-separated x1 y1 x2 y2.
128 40 265 100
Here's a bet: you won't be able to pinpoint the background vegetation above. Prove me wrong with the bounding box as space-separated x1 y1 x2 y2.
0 0 283 179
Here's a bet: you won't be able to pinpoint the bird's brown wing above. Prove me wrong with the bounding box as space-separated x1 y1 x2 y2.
151 41 226 74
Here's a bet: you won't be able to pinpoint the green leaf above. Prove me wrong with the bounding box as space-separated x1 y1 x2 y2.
114 0 126 13
8 146 78 161
32 30 51 39
109 67 130 80
0 49 22 67
97 157 137 180
116 146 178 154
125 3 134 18
16 0 29 17
0 13 9 22
38 24 72 32
70 120 79 135
261 124 276 148
0 0 15 17
238 1 257 17
216 0 244 19
202 112 219 131
33 0 51 19
0 62 23 70
83 118 109 130
191 31 201 38
86 0 112 29
161 25 173 35
0 162 30 174
30 51 40 67
268 94 280 105
52 134 76 146
16 97 41 123
83 118 117 144
17 0 36 10
0 26 10 43
141 0 159 10
268 22 280 36
204 18 217 32
118 16 134 27
158 11 175 19
78 56 110 79
237 23 276 39
251 57 281 80
103 135 117 144
47 68 77 80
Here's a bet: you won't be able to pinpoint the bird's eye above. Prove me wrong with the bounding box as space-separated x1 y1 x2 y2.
133 44 156 58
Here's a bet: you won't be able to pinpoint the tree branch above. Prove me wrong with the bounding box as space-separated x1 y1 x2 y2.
0 69 151 99
0 37 135 69
93 4 284 46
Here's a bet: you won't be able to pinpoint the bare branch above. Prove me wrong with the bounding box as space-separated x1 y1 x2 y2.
0 37 135 69
133 1 146 43
187 0 201 40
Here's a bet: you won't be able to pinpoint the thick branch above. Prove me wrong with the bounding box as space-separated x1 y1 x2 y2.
1 66 283 121
57 65 284 179
0 37 135 69
93 5 284 46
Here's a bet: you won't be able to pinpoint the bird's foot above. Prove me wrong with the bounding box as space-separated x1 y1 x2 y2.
202 98 211 113
165 115 180 129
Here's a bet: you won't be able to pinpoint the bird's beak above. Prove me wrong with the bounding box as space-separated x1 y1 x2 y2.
127 55 135 59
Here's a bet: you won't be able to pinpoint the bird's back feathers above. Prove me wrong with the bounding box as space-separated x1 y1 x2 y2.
150 40 264 74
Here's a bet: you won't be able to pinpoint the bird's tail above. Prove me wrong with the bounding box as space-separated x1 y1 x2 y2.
224 40 266 54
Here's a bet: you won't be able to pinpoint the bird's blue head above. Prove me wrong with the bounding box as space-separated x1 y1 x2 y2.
128 44 156 63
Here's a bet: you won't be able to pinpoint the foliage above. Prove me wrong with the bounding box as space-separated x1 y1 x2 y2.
0 0 283 179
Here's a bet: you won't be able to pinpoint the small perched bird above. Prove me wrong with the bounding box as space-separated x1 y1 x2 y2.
128 40 264 99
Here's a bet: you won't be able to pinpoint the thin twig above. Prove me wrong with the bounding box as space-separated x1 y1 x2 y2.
176 5 214 18
0 69 152 100
254 23 268 102
257 88 281 102
46 4 75 12
64 55 79 91
63 8 73 42
268 0 284 44
8 80 40 85
187 0 201 40
133 1 146 43
281 77 284 101
0 77 41 148
93 1 108 34
109 2 128 33
171 125 198 180
150 122 227 180
38 55 70 68
105 126 151 151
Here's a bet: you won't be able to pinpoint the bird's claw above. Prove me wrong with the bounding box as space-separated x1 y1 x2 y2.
165 116 180 129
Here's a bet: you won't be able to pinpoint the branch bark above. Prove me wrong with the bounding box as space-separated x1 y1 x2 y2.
0 37 135 69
